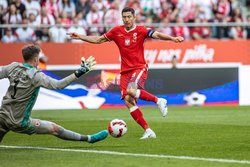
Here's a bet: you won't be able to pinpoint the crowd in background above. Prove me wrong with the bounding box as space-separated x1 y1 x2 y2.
0 0 250 43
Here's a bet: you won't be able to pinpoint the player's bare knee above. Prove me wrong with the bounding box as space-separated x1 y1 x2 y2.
126 89 135 97
127 87 137 97
124 95 135 108
124 96 130 106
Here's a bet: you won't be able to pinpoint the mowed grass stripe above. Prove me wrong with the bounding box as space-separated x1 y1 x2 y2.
1 145 250 165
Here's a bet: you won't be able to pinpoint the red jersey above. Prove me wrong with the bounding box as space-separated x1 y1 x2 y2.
104 25 153 73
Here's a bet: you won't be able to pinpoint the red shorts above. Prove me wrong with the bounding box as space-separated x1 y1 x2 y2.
120 68 148 99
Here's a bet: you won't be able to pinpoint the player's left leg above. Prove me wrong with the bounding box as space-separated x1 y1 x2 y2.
135 89 168 117
29 119 108 143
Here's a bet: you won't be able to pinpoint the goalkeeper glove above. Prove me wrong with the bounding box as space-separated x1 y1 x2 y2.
74 56 96 78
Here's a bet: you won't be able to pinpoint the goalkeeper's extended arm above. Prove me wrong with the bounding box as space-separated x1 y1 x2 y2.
35 56 96 89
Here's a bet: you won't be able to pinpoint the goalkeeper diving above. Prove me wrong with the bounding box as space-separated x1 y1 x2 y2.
0 44 108 143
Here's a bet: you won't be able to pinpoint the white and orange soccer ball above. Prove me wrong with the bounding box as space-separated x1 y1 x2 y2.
108 119 127 138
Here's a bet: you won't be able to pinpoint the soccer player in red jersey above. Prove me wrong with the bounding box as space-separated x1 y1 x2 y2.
68 7 184 139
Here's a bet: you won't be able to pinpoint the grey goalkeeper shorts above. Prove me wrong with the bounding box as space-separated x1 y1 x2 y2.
0 112 41 135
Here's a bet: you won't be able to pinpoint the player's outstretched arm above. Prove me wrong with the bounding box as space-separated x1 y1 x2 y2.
35 56 96 89
152 31 184 43
67 32 108 44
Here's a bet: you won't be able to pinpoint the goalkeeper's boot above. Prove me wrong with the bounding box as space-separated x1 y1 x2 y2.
157 98 168 117
88 130 108 143
140 128 156 140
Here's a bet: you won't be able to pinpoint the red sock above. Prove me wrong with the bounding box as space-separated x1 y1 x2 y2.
130 107 149 130
137 89 157 103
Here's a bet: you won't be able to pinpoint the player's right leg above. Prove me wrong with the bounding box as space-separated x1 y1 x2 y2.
30 119 108 143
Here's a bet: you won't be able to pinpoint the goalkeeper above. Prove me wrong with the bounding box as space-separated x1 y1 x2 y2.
0 44 108 143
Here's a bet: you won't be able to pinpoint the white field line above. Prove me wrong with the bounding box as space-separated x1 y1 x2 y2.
0 145 250 165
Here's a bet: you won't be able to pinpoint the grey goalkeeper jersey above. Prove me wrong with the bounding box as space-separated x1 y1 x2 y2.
0 62 76 128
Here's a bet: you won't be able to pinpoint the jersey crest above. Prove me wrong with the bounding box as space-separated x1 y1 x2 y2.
125 38 130 46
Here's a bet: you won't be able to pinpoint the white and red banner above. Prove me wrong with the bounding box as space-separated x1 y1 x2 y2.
1 40 250 65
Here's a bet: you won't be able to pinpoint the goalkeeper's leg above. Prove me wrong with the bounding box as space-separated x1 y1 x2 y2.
30 119 108 143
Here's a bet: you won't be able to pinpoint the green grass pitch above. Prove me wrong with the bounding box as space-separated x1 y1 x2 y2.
0 106 250 167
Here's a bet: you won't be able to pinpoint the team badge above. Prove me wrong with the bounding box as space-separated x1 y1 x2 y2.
125 39 130 46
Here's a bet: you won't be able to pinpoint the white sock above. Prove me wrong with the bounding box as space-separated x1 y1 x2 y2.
157 98 161 105
135 89 141 98
129 106 138 112
87 135 91 142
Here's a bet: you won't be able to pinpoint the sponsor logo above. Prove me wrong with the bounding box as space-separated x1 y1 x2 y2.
182 44 214 63
144 49 181 64
144 44 214 64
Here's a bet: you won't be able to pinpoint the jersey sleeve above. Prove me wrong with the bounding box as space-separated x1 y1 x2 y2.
33 72 76 89
103 27 116 41
0 62 18 79
141 27 155 39
0 66 7 79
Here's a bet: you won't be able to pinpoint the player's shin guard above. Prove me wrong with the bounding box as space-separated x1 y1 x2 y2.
135 89 157 103
130 106 149 130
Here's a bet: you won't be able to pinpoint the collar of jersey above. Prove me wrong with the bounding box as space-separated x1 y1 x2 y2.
23 63 34 69
124 25 136 33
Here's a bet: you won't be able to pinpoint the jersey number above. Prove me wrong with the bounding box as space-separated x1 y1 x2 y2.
11 79 19 99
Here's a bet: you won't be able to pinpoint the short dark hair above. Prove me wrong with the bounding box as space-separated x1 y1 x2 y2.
122 7 135 16
22 44 40 61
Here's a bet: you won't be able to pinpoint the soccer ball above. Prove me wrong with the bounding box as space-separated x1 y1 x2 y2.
108 119 127 138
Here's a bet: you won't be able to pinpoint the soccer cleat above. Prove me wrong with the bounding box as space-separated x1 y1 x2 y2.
157 98 168 117
140 128 156 140
88 130 108 143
